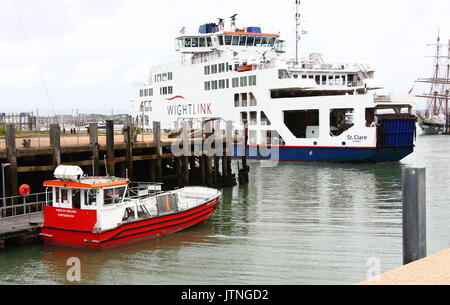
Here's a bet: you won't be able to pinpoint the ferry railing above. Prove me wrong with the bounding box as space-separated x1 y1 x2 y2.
0 192 50 227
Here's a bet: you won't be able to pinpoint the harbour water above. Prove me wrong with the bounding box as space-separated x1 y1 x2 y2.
0 134 449 285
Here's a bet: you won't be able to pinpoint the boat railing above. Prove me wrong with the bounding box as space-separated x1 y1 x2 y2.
127 182 164 199
0 191 50 225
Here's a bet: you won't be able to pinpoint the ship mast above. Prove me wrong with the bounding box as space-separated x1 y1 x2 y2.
415 32 450 120
295 0 301 66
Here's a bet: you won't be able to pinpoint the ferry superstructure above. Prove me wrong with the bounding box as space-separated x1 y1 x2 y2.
130 14 416 163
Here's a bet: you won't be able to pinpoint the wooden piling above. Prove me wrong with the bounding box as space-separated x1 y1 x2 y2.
182 156 189 186
106 120 115 177
238 120 249 185
124 125 133 180
5 124 18 197
89 123 99 176
222 120 235 187
403 168 427 265
50 124 61 168
153 122 163 182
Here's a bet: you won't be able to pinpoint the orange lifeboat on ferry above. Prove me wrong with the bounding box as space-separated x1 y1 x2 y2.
236 65 253 72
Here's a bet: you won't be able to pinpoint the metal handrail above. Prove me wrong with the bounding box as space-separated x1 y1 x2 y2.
1 192 51 219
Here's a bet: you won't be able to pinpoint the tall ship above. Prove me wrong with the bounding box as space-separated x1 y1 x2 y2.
130 4 416 163
415 34 450 135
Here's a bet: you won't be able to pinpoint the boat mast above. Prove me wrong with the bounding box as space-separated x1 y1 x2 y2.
295 0 301 66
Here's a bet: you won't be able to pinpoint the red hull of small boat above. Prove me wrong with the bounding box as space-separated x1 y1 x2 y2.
41 197 220 250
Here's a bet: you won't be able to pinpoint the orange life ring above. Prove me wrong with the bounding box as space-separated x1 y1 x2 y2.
19 184 31 198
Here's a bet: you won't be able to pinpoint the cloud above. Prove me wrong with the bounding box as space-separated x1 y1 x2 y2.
64 58 121 88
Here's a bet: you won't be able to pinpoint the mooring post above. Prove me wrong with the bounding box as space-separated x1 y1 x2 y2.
5 124 18 197
222 120 235 187
106 120 115 177
124 125 134 180
238 120 249 185
182 156 189 186
153 121 163 182
50 124 61 169
89 123 100 176
403 167 427 265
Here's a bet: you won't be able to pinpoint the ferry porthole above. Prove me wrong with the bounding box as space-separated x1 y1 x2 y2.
342 142 346 146
313 142 318 146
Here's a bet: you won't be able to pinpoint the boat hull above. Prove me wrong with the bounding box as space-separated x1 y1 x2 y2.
41 197 220 250
233 145 414 163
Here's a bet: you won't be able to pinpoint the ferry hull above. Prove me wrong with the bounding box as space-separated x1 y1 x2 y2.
41 197 220 250
234 145 414 163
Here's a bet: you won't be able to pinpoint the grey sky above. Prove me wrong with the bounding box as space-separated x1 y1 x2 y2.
1 0 449 114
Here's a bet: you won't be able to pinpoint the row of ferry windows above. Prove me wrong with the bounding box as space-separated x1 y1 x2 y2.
154 72 173 83
240 111 271 127
294 74 350 86
140 88 154 97
160 86 173 95
204 63 231 75
234 93 257 108
205 75 257 91
178 35 278 48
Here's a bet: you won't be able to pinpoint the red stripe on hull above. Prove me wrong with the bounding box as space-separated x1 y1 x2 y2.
42 197 220 250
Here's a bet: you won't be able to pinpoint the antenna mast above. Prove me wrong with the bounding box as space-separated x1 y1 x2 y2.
295 0 301 65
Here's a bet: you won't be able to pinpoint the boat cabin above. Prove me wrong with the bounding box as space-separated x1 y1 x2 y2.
44 177 130 211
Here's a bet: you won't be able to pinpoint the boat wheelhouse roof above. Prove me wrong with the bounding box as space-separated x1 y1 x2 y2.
44 177 129 189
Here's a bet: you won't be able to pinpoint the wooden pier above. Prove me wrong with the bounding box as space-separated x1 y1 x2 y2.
0 120 249 250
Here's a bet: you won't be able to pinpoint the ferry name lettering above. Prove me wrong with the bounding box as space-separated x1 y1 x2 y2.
347 135 368 142
167 103 212 116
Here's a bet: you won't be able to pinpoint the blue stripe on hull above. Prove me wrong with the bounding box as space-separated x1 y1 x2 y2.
233 145 414 163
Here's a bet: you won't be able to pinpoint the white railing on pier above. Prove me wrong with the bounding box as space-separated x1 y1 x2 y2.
0 192 50 226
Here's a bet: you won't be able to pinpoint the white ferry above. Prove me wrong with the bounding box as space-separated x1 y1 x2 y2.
130 12 416 163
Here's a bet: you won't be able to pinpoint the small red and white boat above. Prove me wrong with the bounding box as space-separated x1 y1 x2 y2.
40 166 221 250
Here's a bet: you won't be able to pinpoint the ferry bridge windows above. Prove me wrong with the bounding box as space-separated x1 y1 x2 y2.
211 64 218 74
253 36 261 46
204 81 211 91
168 72 173 81
211 80 218 90
218 35 224 46
232 36 239 46
284 110 320 139
225 35 232 45
204 66 210 75
246 36 255 47
249 75 257 86
234 94 240 107
330 108 354 137
199 37 206 47
219 63 225 73
239 36 247 46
